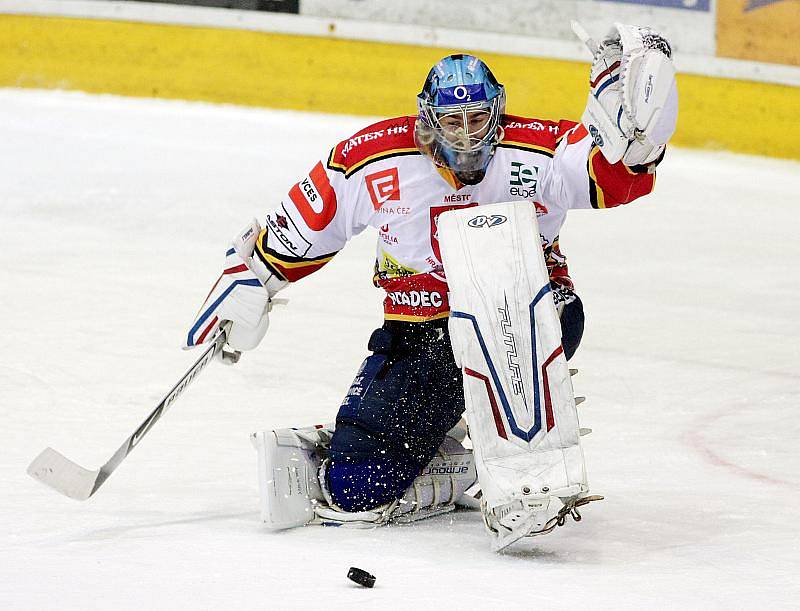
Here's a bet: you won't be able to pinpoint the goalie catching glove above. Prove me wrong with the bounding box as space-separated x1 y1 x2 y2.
575 21 678 167
184 219 287 361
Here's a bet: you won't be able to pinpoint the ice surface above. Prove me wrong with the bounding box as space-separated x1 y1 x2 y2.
1 88 798 610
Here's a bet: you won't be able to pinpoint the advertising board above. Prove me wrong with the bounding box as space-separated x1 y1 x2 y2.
717 0 799 66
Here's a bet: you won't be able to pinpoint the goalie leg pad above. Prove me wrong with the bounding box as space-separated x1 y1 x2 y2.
438 201 594 551
250 424 332 530
251 425 476 529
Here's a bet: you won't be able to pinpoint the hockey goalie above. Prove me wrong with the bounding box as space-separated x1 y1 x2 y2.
185 23 678 551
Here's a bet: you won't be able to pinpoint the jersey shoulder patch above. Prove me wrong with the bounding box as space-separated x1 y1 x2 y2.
499 115 578 157
327 116 420 177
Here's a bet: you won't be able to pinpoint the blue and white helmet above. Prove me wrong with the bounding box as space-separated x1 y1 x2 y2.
416 54 506 183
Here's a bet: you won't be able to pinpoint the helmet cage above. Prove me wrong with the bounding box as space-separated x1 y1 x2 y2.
415 57 506 178
419 97 503 155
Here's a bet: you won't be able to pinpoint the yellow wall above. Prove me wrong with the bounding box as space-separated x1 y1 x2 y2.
717 0 800 66
1 14 799 160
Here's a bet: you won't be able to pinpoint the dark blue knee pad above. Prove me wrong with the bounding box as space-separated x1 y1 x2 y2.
560 294 585 360
326 455 419 512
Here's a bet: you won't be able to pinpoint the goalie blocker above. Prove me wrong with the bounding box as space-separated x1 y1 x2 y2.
438 201 600 551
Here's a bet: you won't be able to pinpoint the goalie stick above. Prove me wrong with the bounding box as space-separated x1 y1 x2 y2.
27 322 233 500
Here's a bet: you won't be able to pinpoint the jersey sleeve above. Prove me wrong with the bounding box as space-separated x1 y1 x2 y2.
540 120 658 211
253 156 372 283
254 116 417 283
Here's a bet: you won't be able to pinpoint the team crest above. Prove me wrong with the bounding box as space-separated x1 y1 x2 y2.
365 168 401 210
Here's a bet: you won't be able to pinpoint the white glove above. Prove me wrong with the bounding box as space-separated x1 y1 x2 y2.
574 21 678 166
184 219 287 361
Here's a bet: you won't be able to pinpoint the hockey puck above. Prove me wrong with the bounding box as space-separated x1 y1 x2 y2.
347 567 376 588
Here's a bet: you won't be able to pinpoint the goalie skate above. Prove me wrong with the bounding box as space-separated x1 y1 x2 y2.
483 490 604 552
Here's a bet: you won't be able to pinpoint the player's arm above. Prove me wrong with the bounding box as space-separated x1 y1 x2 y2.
541 120 660 211
253 159 353 284
577 22 677 168
184 154 369 357
541 24 677 210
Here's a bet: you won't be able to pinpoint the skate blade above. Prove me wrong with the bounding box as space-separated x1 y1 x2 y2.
490 512 545 552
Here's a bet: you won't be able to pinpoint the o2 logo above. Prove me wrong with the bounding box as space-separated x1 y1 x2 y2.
467 214 507 228
452 86 470 101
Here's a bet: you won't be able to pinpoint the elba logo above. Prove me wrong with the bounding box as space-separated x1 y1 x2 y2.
510 161 538 198
589 124 604 147
510 161 537 187
365 167 400 210
467 214 507 228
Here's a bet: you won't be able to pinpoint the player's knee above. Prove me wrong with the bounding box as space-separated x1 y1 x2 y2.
327 321 465 512
329 419 384 463
560 293 585 360
326 456 419 512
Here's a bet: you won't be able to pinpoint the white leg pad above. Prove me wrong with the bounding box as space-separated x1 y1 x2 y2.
438 201 595 551
252 426 477 530
250 426 330 530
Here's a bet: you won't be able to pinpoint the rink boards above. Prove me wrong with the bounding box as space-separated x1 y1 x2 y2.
1 8 799 160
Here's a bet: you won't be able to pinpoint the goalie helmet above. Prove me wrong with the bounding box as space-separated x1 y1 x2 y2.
415 54 506 184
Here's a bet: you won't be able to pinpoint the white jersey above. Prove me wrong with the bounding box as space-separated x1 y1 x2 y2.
255 115 657 322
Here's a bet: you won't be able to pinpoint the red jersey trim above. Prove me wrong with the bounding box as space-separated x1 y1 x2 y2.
588 146 656 209
588 147 608 209
497 141 555 157
500 115 573 153
255 240 338 283
562 123 589 146
326 116 419 178
328 146 420 178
